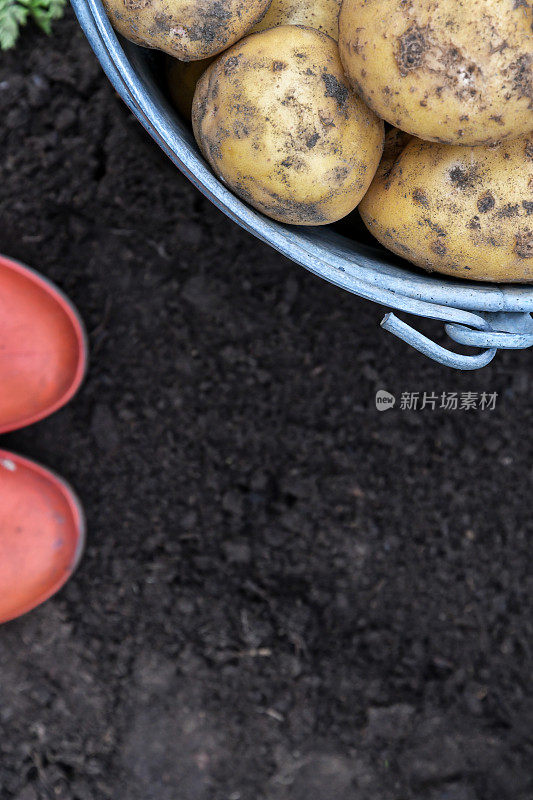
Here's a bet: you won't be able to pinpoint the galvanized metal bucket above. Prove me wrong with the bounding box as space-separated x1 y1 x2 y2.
71 0 533 370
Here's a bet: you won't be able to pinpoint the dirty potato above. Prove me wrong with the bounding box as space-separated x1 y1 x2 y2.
250 0 342 41
373 126 413 181
339 0 533 146
166 56 215 119
359 134 533 283
103 0 273 61
166 0 344 121
192 26 384 225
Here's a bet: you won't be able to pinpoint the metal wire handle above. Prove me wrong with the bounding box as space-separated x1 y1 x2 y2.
383 310 533 370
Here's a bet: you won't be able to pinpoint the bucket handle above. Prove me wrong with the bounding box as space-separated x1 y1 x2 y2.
382 310 533 370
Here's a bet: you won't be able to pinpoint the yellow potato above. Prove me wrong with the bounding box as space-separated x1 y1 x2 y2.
251 0 342 41
374 127 413 181
165 0 343 115
166 56 215 119
103 0 272 61
359 134 533 283
192 26 384 225
339 0 533 145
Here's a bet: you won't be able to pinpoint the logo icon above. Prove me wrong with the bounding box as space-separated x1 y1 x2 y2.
375 390 396 411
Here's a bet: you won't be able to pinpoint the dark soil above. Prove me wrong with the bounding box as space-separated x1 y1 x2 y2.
1 14 532 800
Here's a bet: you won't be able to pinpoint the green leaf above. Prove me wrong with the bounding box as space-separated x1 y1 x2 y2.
28 0 66 34
0 0 28 50
0 0 64 48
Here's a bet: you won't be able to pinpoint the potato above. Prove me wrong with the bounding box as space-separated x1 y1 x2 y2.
103 0 272 61
192 26 384 225
339 0 533 146
166 0 344 121
374 127 413 181
250 0 342 41
359 134 533 283
166 56 215 119
164 0 343 121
